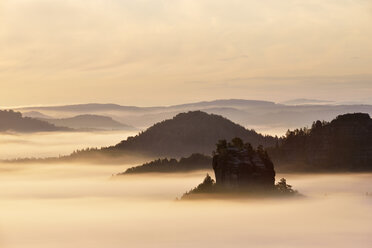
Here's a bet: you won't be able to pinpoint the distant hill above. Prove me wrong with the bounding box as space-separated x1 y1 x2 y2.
269 113 372 171
7 111 277 164
19 103 142 112
15 99 372 135
171 99 276 108
40 114 136 131
105 111 277 158
0 110 70 133
281 98 334 105
22 111 51 119
18 100 275 112
117 153 212 175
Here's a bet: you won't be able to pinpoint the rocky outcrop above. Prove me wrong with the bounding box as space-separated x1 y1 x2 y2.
180 138 301 200
212 138 275 190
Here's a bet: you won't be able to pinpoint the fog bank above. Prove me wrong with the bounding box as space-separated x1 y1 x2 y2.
0 131 136 159
0 162 371 248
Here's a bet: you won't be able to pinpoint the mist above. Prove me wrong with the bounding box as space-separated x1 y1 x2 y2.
0 131 136 159
0 161 371 248
0 126 371 247
1 0 371 246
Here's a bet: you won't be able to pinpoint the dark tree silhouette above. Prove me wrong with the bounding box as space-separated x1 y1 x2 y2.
269 113 372 172
181 174 216 199
118 153 212 174
0 109 70 132
110 111 278 158
275 178 297 195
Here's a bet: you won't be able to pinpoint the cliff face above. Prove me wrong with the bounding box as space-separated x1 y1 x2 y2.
212 139 275 190
271 113 372 171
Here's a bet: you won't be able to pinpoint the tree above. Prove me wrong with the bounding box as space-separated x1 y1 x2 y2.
181 174 216 199
231 137 244 149
244 142 254 157
257 145 265 156
216 139 227 154
276 178 296 195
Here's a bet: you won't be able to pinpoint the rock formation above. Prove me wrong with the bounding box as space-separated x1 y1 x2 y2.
212 138 275 190
180 138 300 200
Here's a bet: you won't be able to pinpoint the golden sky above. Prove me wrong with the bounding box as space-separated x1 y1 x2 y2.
1 0 372 106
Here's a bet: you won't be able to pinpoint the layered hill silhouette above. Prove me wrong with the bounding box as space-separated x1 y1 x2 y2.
107 111 372 172
106 111 277 158
280 98 333 105
16 99 372 134
117 153 212 175
22 111 51 119
269 113 372 171
40 115 135 131
7 109 372 173
5 111 277 163
0 110 70 133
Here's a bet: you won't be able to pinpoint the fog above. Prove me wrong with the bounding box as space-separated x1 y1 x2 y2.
0 161 371 248
0 131 371 247
0 131 136 159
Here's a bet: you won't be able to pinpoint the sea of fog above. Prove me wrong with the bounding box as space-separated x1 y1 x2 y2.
0 132 371 248
0 131 137 159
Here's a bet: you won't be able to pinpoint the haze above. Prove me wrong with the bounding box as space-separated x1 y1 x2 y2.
1 0 372 106
0 161 371 248
1 1 372 247
0 134 371 247
0 131 136 159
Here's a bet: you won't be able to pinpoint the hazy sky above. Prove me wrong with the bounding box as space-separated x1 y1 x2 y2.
1 0 372 107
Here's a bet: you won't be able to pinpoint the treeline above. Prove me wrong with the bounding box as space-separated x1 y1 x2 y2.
180 175 298 200
118 153 212 175
0 110 70 132
269 113 372 171
7 111 372 173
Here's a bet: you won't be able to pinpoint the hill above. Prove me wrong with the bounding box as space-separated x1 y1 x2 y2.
0 110 70 133
107 111 277 158
117 153 212 175
16 99 372 135
22 111 51 119
40 114 135 131
19 103 147 112
171 99 276 108
280 98 333 105
269 113 372 171
6 111 277 164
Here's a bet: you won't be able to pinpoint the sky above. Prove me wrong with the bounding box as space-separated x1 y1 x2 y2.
1 0 372 107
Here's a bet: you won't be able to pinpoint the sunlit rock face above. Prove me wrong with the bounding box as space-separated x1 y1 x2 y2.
212 138 275 190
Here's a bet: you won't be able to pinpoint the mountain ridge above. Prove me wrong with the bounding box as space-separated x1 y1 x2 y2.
14 99 278 111
13 99 372 136
39 114 135 131
0 110 71 133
